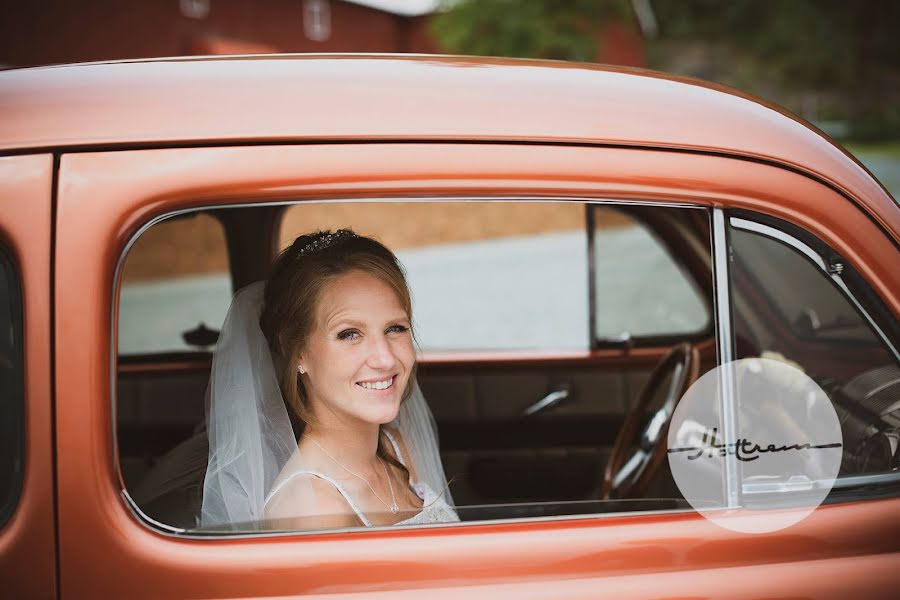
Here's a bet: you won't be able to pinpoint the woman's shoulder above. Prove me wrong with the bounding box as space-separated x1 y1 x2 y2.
264 471 363 529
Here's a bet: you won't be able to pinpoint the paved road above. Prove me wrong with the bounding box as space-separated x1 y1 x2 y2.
119 229 700 355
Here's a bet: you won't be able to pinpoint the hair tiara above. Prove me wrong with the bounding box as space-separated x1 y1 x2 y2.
296 229 358 258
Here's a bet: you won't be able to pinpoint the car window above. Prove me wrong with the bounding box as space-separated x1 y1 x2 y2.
0 246 24 528
592 206 711 343
728 217 900 486
120 200 718 534
118 212 231 356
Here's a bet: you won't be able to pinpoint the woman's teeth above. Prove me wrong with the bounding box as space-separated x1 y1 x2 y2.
358 377 393 390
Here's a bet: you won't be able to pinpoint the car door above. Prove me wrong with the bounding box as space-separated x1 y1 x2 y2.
0 155 56 599
55 143 900 598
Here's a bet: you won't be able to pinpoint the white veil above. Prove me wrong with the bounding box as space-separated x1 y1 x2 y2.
200 281 452 530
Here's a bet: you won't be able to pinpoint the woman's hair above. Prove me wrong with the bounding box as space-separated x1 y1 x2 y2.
259 228 416 482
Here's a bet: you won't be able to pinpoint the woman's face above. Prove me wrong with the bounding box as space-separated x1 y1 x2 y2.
300 270 415 428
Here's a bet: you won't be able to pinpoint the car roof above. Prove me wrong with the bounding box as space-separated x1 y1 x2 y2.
1 54 896 234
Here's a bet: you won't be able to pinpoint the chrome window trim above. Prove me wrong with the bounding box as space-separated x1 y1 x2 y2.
119 489 186 534
111 195 710 538
830 471 900 489
729 216 899 362
138 503 721 541
742 472 900 498
712 208 741 508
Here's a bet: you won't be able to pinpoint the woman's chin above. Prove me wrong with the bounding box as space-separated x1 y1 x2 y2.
351 394 401 425
353 380 407 424
371 397 402 424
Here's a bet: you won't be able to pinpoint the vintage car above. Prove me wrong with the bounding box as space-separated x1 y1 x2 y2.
1 54 898 599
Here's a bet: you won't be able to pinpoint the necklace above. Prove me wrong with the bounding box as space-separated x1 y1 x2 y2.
307 436 400 514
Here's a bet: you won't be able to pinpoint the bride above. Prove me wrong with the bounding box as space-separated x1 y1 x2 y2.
200 229 457 530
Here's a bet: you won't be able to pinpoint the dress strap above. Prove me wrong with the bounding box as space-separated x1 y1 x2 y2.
264 470 372 527
382 428 406 467
382 428 420 490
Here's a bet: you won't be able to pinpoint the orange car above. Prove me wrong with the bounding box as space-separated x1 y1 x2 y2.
1 55 899 599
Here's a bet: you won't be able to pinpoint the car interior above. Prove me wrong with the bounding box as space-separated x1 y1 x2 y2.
115 200 900 531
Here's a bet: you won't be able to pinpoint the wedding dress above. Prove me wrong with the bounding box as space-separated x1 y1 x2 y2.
265 429 459 527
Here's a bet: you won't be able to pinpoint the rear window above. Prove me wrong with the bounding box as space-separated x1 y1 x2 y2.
118 212 231 355
592 205 710 341
0 246 24 527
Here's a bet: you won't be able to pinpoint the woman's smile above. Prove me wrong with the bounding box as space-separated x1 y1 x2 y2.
356 375 396 391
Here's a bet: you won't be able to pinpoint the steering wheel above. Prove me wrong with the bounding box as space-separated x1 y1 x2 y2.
600 343 700 500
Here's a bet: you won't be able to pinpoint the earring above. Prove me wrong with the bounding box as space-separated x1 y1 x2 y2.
298 365 305 374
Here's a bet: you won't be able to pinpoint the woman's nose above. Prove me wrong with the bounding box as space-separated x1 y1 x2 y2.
366 335 397 370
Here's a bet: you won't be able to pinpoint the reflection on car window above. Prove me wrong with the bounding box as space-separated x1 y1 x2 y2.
731 228 876 343
729 222 899 481
118 212 231 355
593 206 710 341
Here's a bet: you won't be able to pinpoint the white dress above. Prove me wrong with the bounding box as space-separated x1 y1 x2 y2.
265 429 459 527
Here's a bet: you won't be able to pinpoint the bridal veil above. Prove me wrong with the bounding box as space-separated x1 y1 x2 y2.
200 281 451 529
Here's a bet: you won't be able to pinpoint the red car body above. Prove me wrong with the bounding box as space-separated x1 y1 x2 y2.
0 55 898 599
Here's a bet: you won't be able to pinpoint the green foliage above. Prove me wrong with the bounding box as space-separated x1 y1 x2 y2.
430 0 633 62
652 0 900 92
429 0 899 140
650 0 900 140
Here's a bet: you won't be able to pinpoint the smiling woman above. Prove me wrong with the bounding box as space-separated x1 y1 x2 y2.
200 229 457 531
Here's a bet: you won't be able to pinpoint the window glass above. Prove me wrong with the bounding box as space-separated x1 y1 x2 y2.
593 206 710 341
0 247 24 527
120 201 716 534
118 212 231 355
729 221 899 481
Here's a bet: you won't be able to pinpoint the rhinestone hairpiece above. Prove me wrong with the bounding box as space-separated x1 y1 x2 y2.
296 229 358 257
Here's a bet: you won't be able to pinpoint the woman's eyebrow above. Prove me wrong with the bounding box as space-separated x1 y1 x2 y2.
327 315 410 330
328 318 365 330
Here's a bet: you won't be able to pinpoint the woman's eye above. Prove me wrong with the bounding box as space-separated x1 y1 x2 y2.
337 329 360 341
387 324 410 334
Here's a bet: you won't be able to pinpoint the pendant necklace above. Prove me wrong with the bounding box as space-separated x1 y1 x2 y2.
308 436 400 514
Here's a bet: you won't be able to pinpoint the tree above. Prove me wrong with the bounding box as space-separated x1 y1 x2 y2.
651 0 900 138
653 0 900 92
430 0 633 62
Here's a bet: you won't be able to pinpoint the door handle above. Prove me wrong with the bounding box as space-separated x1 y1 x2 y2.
523 385 571 417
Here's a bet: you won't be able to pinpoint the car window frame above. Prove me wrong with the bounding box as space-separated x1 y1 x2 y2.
116 196 726 538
